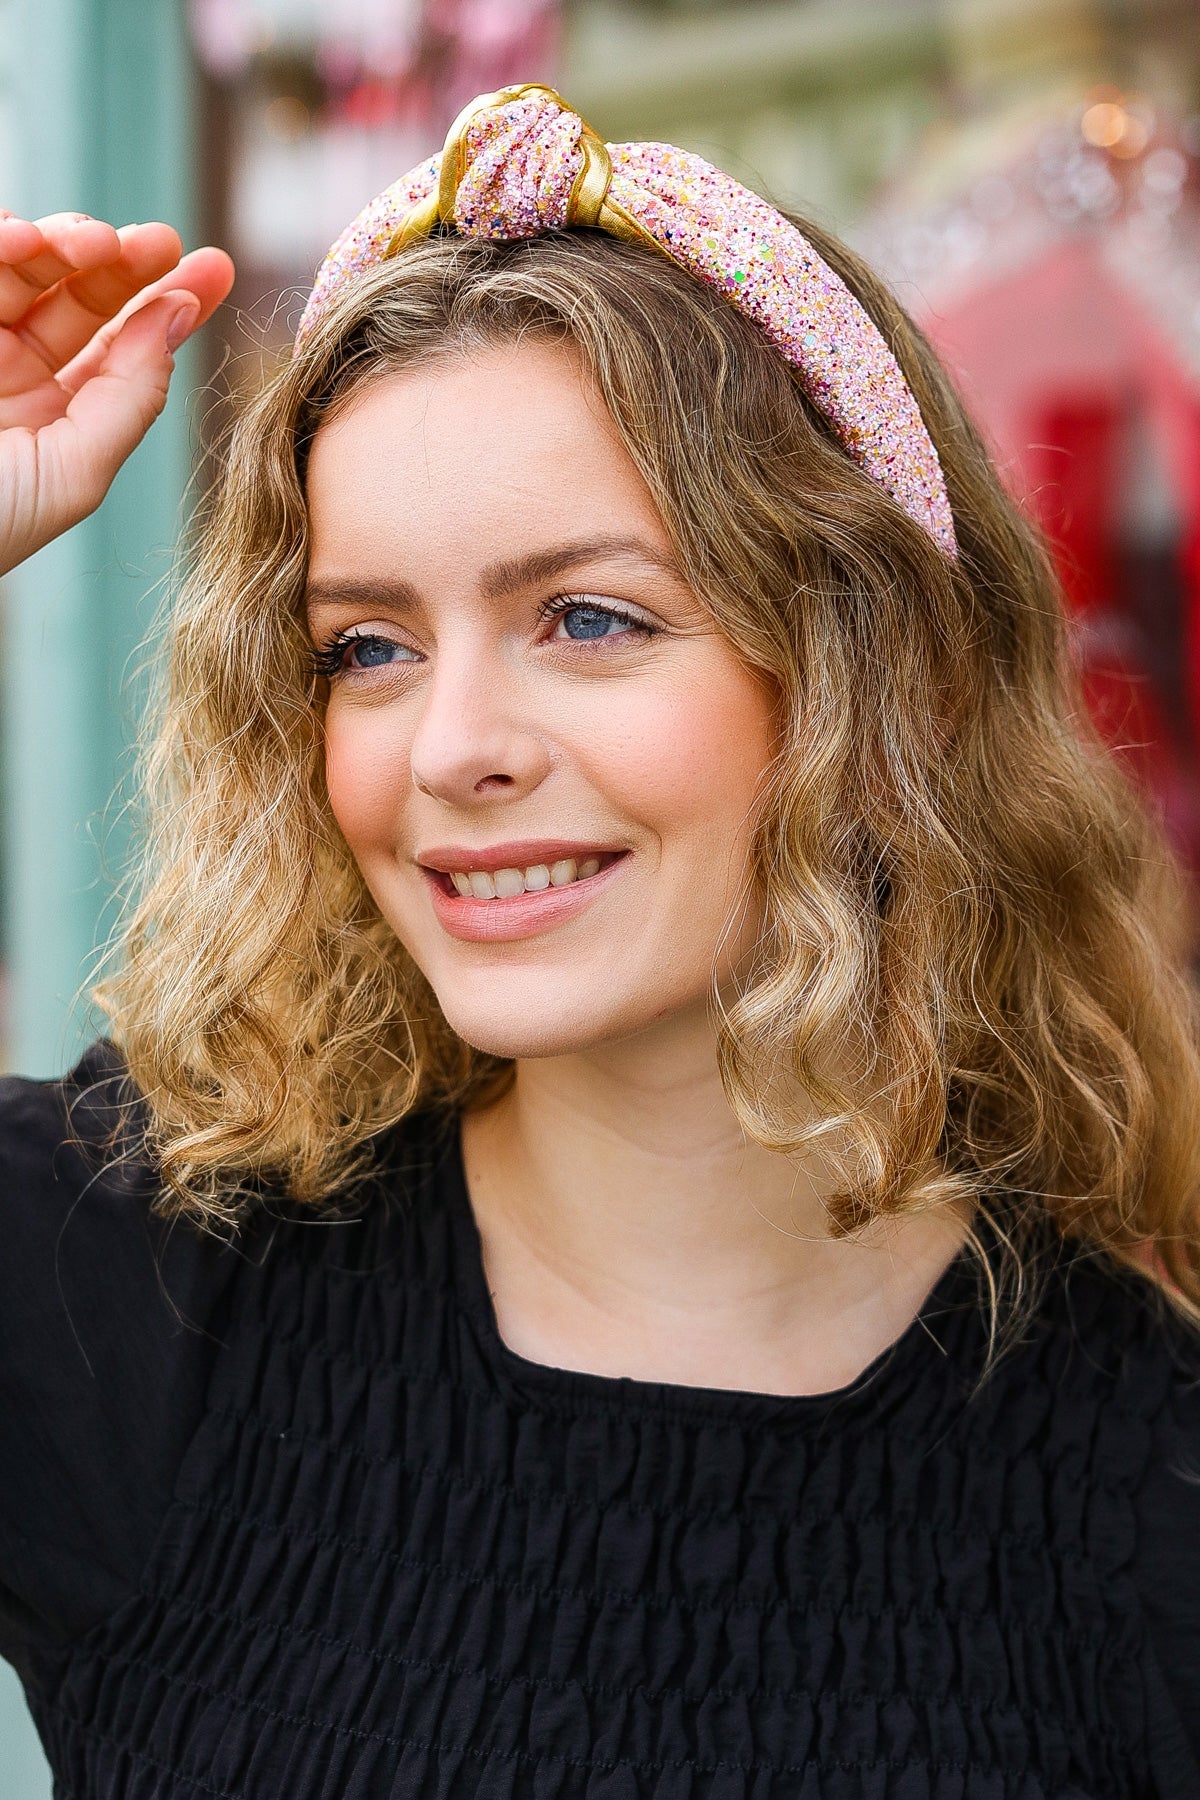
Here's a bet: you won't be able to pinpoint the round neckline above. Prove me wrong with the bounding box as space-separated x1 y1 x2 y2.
433 1106 982 1422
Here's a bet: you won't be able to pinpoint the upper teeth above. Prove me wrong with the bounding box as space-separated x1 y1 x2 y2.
450 856 603 899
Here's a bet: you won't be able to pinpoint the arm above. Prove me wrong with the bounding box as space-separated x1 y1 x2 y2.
0 211 234 576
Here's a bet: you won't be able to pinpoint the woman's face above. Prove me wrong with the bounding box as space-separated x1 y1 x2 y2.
305 336 779 1061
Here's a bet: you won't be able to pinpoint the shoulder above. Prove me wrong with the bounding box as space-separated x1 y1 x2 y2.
999 1235 1200 1485
0 1032 201 1216
0 1036 197 1306
0 1038 232 1343
0 1033 122 1156
0 1043 243 1665
0 1036 452 1272
1117 1278 1200 1785
1018 1239 1200 1783
919 1228 1200 1784
973 1224 1200 1410
0 1044 458 1672
0 1037 461 1375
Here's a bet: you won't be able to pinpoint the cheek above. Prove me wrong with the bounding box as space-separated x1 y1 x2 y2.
631 663 776 831
322 706 411 853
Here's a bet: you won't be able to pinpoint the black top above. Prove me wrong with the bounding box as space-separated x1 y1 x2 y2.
2 1043 1200 1799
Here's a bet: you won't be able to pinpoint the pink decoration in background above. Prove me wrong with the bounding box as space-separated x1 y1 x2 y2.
189 0 562 128
423 0 561 121
189 0 266 78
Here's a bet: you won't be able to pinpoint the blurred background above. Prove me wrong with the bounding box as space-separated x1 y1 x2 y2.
2 0 1200 1783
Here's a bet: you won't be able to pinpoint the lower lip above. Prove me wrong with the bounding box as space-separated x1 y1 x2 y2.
420 853 631 942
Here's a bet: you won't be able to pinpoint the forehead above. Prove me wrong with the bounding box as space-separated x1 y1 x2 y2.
305 338 669 574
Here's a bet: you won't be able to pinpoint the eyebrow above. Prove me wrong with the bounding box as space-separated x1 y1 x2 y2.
304 534 687 611
481 535 687 601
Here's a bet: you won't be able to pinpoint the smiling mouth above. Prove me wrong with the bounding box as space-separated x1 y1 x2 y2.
426 846 629 896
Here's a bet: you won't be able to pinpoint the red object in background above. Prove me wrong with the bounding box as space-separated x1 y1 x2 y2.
1026 398 1118 618
920 235 1200 874
1025 395 1181 814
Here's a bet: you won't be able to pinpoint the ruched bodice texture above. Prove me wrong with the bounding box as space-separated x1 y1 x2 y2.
1 1045 1198 1798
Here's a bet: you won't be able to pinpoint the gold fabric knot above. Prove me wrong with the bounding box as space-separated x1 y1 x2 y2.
387 85 616 256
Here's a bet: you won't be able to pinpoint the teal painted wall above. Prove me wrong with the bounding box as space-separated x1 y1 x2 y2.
0 0 197 1783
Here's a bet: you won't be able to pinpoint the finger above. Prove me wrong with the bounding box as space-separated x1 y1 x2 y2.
0 212 122 327
54 246 235 395
118 240 233 332
9 221 184 372
0 214 44 264
38 294 185 521
30 211 123 261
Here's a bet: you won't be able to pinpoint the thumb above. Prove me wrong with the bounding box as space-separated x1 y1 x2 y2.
54 291 201 506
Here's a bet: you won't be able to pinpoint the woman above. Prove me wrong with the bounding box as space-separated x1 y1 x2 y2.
1 84 1198 1798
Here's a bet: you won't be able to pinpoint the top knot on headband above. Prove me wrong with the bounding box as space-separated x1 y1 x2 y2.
294 82 958 560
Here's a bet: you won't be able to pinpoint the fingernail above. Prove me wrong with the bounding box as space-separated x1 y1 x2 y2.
166 300 200 351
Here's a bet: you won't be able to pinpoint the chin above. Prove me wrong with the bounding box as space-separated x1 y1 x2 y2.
431 969 716 1065
434 1002 616 1062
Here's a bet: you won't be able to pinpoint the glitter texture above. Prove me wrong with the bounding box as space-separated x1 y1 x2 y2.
294 90 958 558
454 96 582 237
298 153 440 329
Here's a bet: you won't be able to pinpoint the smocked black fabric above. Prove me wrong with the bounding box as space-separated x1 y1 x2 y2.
2 1043 1200 1799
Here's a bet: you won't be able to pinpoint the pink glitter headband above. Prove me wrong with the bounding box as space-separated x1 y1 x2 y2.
295 83 958 559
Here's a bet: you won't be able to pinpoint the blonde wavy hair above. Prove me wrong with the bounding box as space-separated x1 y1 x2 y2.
94 217 1200 1326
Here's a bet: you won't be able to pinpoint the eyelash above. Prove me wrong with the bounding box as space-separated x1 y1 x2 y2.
308 592 659 681
311 631 380 680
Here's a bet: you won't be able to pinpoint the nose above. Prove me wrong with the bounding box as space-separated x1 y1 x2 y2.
407 630 552 803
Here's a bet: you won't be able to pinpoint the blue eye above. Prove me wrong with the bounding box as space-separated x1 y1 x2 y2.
309 632 413 679
538 593 658 644
349 637 401 668
558 607 624 640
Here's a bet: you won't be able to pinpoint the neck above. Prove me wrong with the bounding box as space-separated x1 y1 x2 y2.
459 1001 973 1396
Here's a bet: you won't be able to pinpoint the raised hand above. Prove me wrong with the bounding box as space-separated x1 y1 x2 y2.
0 213 235 576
